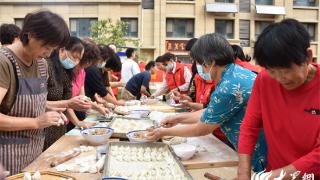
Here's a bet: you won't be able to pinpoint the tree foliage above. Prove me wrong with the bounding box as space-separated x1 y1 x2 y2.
91 18 129 46
91 19 141 47
91 18 145 60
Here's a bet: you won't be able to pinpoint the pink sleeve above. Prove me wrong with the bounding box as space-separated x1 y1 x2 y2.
292 135 320 175
72 69 86 97
238 74 264 154
80 70 86 87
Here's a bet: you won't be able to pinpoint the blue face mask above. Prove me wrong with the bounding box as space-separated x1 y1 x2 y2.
97 62 106 69
196 64 212 81
165 63 173 71
60 57 77 69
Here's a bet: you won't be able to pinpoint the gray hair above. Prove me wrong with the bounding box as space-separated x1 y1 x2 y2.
190 33 234 66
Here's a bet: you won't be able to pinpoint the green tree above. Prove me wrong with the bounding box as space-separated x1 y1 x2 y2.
91 18 143 60
91 18 128 46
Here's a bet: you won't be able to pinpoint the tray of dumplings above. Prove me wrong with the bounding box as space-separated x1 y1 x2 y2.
107 117 156 138
103 142 193 180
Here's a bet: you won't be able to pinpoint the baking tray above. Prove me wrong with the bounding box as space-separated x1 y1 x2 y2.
107 117 156 138
96 114 114 122
102 141 193 180
7 171 76 180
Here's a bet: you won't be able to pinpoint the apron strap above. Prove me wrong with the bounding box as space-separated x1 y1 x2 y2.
0 48 22 77
36 59 47 79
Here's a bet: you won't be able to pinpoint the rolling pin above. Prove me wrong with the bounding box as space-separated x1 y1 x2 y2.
50 150 81 167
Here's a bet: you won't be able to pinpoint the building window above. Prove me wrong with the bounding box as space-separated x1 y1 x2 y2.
256 0 273 5
255 21 272 39
70 18 97 37
121 18 138 38
293 0 316 6
215 20 234 39
14 18 24 29
302 23 316 41
215 0 234 2
166 19 194 38
240 20 250 47
240 0 250 12
142 0 154 9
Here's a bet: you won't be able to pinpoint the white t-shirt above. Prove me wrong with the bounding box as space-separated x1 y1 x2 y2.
121 58 140 83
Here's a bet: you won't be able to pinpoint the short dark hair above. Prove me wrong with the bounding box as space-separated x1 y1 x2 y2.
191 33 234 66
98 44 113 62
254 19 310 68
155 56 162 63
99 44 122 71
231 44 251 62
0 24 21 45
185 38 198 51
81 39 100 66
105 53 122 72
20 10 70 47
159 52 176 63
125 48 135 58
145 61 156 71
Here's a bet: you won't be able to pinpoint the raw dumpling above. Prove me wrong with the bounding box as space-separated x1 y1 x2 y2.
163 137 187 145
156 153 163 161
143 153 151 161
32 171 41 180
23 172 32 180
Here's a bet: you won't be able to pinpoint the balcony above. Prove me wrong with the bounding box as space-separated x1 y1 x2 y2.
206 2 238 13
255 5 285 15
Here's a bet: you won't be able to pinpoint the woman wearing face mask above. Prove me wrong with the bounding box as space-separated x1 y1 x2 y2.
44 36 99 150
84 43 125 108
147 33 268 173
66 41 111 131
171 38 216 111
151 52 192 98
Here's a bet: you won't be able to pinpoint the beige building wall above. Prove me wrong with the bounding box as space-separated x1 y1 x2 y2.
0 0 319 62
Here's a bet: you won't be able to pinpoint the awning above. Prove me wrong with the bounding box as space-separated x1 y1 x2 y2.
256 5 286 15
206 3 238 13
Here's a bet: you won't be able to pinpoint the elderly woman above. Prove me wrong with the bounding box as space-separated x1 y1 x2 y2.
147 33 268 172
0 10 69 174
238 19 319 179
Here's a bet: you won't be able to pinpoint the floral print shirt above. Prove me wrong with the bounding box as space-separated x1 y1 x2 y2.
201 63 268 172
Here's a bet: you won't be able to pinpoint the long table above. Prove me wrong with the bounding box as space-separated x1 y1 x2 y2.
24 104 239 179
24 135 238 179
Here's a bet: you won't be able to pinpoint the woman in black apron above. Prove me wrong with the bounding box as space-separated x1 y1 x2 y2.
0 10 70 175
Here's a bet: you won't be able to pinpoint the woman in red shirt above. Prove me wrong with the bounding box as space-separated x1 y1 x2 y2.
238 19 319 179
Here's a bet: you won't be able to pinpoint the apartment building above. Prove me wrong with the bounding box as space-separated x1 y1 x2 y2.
0 0 319 62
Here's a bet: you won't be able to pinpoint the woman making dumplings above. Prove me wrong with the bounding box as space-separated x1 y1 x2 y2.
44 36 109 150
0 10 70 175
147 33 268 173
